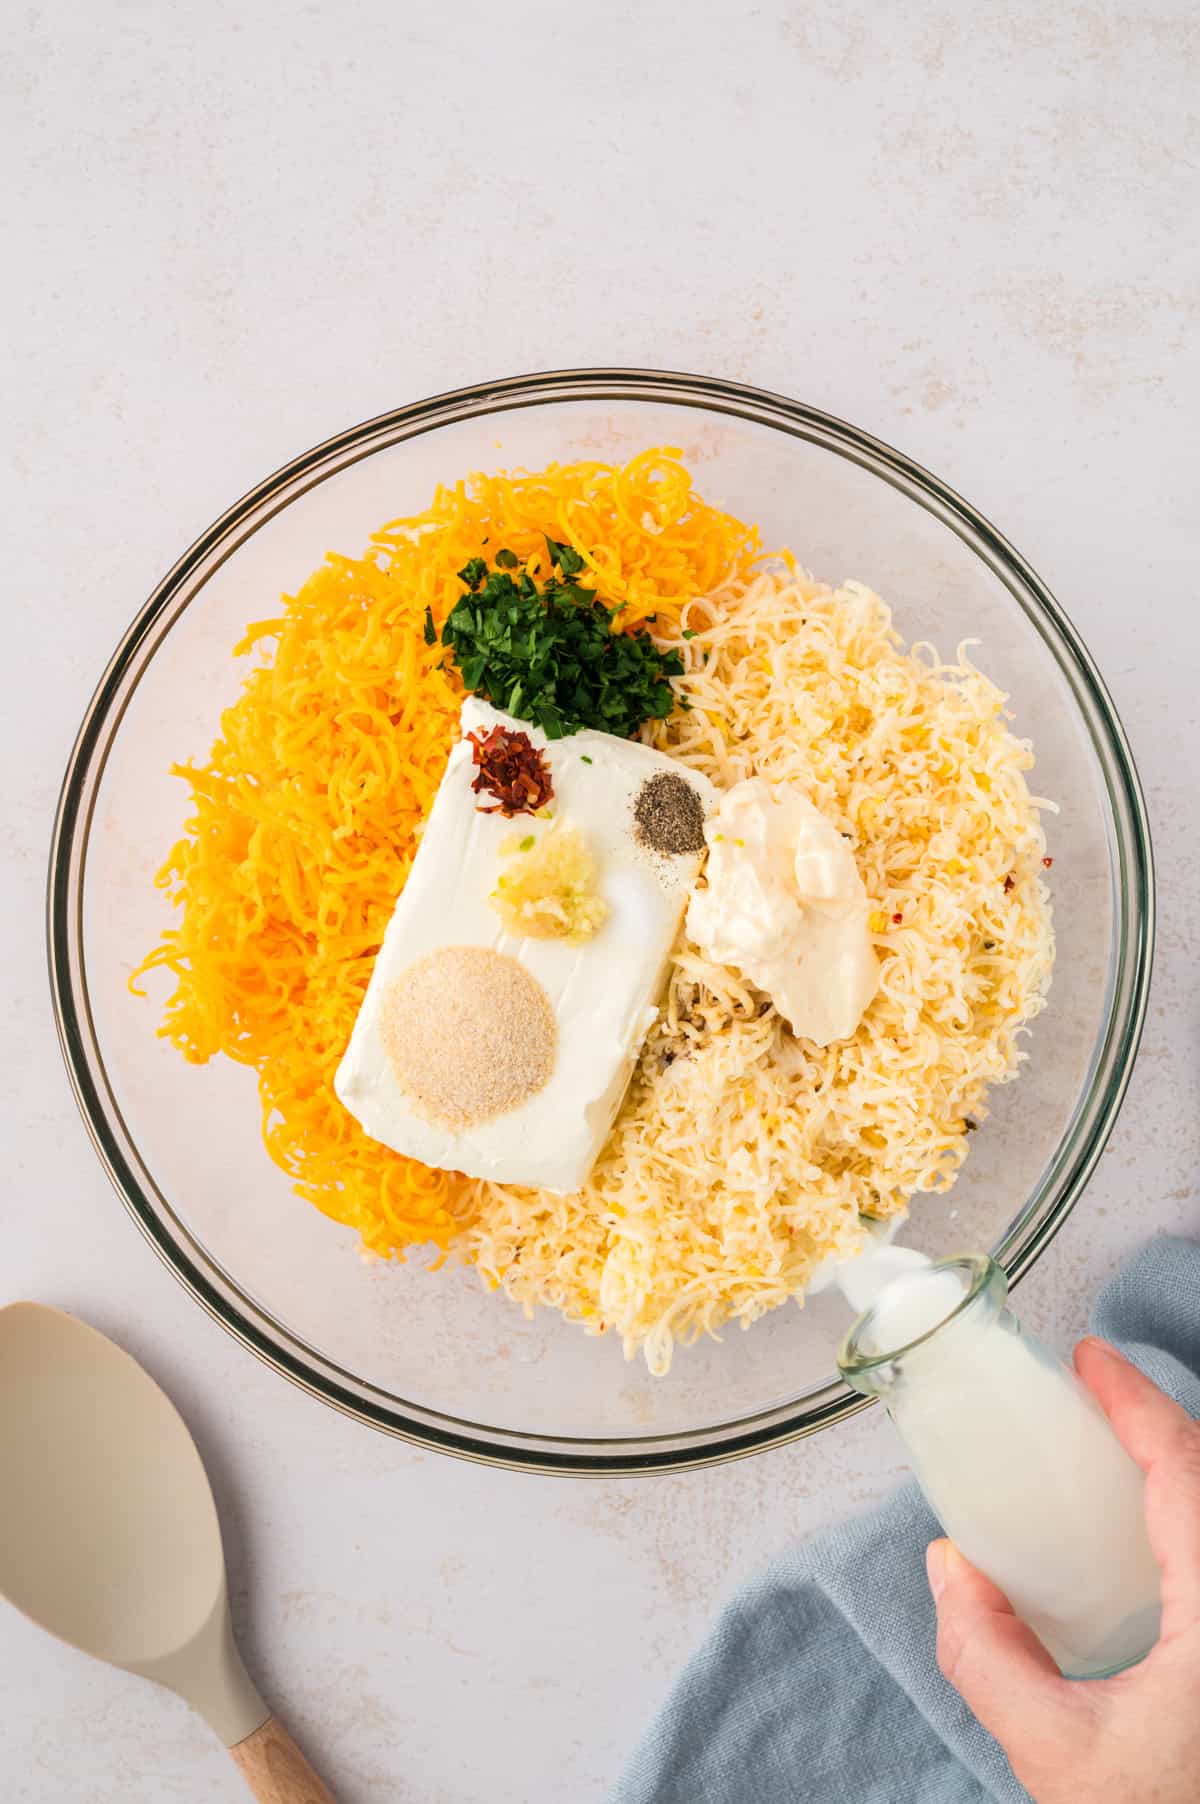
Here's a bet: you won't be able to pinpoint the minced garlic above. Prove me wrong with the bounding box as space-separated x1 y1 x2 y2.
490 826 609 943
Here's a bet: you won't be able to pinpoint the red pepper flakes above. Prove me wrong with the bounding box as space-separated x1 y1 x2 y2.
1042 856 1054 868
466 725 554 817
892 912 904 925
1003 874 1015 893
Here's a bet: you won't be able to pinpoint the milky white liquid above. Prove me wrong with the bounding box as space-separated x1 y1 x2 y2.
836 1243 936 1317
841 1252 1161 1677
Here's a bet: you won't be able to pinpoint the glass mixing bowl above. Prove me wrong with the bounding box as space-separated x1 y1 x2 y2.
48 370 1153 1474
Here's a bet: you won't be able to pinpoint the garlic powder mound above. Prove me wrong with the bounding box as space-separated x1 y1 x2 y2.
383 947 556 1130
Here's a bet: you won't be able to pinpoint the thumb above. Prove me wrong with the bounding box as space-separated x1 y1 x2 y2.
927 1540 1074 1747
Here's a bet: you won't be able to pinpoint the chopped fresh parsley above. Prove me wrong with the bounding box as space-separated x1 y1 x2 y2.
580 754 593 764
682 628 698 639
439 552 685 739
423 606 437 646
494 547 519 569
457 557 489 590
544 535 585 578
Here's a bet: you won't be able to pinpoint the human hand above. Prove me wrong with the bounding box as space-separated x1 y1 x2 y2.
926 1338 1200 1804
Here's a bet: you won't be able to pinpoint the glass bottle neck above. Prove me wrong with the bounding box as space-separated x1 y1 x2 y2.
838 1254 1008 1400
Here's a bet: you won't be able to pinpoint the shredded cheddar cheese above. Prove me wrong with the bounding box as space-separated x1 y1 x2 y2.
372 447 760 634
133 451 759 1254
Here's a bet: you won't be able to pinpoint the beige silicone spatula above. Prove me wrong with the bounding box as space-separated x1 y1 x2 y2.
0 1302 336 1803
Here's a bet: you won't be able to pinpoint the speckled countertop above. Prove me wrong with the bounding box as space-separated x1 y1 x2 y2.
5 4 1199 1799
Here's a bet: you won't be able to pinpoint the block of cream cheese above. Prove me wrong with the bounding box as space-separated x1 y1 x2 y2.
335 698 716 1194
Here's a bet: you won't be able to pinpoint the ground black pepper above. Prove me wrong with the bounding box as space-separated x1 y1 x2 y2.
633 772 707 856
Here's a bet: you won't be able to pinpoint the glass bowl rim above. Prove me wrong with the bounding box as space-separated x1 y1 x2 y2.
46 366 1155 1476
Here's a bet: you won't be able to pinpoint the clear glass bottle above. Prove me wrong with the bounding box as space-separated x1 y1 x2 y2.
838 1254 1161 1678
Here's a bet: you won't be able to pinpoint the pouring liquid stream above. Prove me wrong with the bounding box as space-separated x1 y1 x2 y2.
835 1241 1161 1679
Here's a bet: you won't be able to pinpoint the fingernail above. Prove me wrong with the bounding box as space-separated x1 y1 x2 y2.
926 1540 948 1601
1077 1336 1121 1369
927 1540 968 1602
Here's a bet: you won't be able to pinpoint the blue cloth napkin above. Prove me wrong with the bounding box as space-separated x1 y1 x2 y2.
612 1235 1200 1804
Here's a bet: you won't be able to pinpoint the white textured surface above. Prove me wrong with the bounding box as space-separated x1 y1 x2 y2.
4 3 1198 1799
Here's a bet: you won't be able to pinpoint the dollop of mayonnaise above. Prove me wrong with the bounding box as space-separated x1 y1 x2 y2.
686 777 879 1046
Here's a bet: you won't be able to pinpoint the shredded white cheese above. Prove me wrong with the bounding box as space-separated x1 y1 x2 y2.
458 569 1055 1373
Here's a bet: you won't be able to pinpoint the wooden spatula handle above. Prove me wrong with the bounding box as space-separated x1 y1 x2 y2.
230 1715 337 1803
